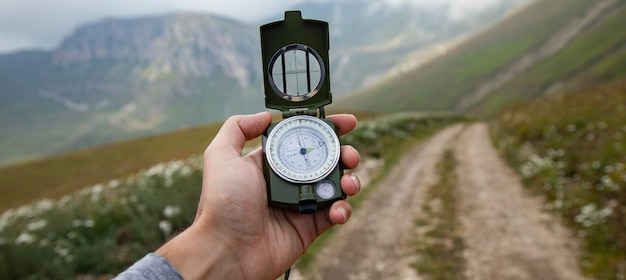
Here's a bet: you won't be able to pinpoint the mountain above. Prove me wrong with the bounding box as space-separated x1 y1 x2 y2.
337 0 626 116
0 13 264 165
0 1 525 166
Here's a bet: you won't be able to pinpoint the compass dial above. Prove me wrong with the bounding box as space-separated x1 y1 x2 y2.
266 115 340 184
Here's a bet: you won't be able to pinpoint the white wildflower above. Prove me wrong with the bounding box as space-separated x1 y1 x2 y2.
566 124 576 132
15 205 35 219
592 161 601 169
71 219 82 227
84 219 95 228
163 205 181 218
58 195 71 207
39 238 50 247
26 219 48 231
575 203 614 228
67 231 77 239
159 220 172 236
15 232 36 245
108 179 120 189
35 199 55 212
601 176 620 191
54 245 69 257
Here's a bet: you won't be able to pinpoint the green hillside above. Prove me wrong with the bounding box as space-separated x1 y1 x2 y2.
493 78 626 278
476 2 626 116
0 121 223 212
337 0 623 116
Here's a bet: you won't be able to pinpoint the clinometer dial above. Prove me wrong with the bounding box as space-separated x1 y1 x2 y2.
266 115 340 184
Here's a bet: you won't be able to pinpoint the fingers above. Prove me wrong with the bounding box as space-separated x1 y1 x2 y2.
206 112 272 156
340 144 361 196
341 173 361 196
328 200 352 224
341 145 359 169
326 114 357 136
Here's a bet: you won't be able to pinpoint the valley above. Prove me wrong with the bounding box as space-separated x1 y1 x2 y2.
1 0 626 278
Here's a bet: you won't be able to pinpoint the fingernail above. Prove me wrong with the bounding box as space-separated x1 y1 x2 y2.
337 207 347 222
351 174 361 193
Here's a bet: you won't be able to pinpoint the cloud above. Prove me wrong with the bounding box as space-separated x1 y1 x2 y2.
0 0 302 53
0 0 503 53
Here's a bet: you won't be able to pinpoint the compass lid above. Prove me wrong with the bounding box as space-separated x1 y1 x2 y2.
260 11 332 113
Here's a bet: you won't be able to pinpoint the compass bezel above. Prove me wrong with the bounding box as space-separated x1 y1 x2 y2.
265 115 340 184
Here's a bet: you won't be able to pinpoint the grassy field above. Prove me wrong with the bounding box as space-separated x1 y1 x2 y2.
0 122 222 213
492 78 626 278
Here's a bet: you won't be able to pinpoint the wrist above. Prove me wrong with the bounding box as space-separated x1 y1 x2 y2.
156 222 241 279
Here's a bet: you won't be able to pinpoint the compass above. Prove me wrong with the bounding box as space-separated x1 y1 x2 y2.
266 115 340 184
260 11 344 213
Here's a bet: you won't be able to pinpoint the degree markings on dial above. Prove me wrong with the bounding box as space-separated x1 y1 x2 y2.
267 116 340 183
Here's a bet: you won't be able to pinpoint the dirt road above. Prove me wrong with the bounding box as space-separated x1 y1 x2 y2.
291 123 587 280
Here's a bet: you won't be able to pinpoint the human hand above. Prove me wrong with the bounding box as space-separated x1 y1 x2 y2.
156 112 361 279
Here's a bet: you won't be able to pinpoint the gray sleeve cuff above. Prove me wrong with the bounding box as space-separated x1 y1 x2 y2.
114 253 184 280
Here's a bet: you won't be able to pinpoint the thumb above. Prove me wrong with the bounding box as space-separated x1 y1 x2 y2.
206 112 273 155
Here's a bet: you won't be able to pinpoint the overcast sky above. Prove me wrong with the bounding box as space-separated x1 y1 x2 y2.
0 0 502 54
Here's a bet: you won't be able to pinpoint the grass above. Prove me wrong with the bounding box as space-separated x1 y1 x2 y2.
412 150 465 279
492 78 626 279
0 157 204 278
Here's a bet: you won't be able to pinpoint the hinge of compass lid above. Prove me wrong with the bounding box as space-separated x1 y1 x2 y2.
282 107 325 118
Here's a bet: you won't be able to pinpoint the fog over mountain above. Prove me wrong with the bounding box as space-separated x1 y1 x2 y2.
0 0 516 53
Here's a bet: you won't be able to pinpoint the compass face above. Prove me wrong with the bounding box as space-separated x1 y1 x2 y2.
268 44 325 101
266 115 340 184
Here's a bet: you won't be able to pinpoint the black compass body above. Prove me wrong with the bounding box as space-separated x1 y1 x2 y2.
260 11 344 214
